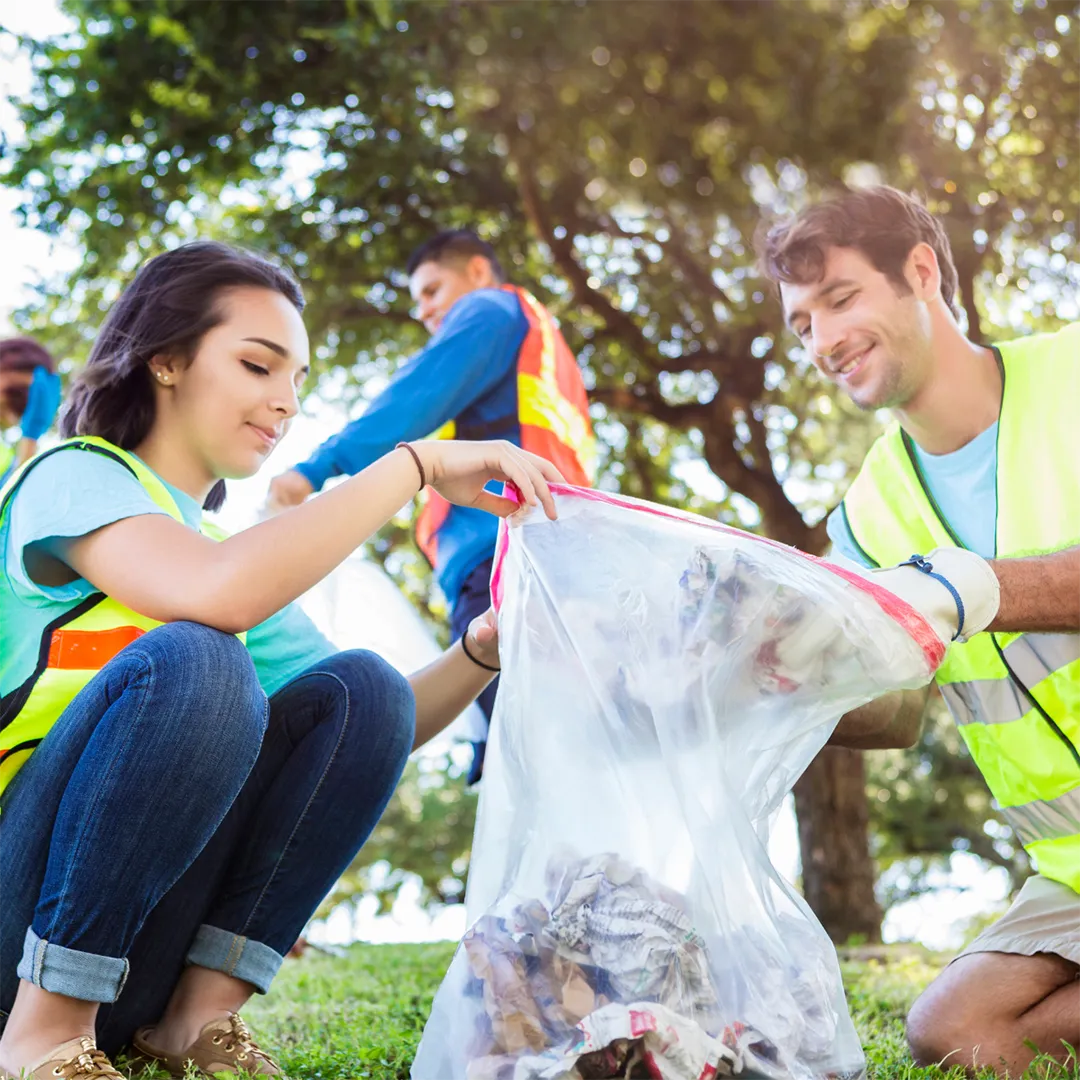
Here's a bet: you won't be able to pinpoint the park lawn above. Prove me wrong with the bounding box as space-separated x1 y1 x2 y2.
119 941 1079 1080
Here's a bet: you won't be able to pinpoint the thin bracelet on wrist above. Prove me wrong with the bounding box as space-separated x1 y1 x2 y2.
461 633 501 673
395 441 426 493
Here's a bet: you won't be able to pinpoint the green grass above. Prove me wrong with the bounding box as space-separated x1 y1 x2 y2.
116 942 1078 1080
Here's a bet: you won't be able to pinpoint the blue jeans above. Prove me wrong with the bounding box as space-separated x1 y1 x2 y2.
0 621 414 1054
450 557 498 784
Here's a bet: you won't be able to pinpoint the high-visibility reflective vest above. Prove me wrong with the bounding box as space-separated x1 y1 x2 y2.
415 286 596 566
0 436 239 800
842 323 1080 890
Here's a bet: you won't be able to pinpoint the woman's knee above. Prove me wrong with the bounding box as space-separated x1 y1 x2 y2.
136 619 252 666
321 649 416 759
124 621 266 758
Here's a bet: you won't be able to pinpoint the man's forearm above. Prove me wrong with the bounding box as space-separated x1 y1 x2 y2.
828 685 930 750
409 641 494 752
989 545 1080 633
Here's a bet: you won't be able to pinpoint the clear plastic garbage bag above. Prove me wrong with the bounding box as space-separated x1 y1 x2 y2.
412 487 944 1080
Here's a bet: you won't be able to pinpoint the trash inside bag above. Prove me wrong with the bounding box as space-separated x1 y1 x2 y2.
412 487 944 1080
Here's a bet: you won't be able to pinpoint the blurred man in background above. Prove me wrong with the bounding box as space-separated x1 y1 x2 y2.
267 230 596 781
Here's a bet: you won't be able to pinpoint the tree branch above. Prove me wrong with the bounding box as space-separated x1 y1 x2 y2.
594 383 822 550
512 148 665 365
509 139 815 551
742 407 773 477
657 215 737 317
589 385 713 428
952 243 985 345
570 204 736 341
699 407 819 549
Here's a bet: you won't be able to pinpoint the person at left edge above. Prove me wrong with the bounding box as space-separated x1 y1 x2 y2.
267 230 596 781
0 338 63 486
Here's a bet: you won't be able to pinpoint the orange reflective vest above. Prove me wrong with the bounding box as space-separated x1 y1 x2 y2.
415 286 596 566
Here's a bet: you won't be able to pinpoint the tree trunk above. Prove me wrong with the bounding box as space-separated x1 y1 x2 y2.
952 242 985 346
792 748 883 943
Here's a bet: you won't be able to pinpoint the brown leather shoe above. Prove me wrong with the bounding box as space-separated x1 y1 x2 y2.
130 1013 286 1077
0 1035 123 1079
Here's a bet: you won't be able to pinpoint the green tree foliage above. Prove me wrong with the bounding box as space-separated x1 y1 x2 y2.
9 0 1075 543
5 0 1076 931
9 0 1074 551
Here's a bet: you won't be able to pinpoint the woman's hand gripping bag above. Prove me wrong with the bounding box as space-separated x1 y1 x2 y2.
412 486 945 1080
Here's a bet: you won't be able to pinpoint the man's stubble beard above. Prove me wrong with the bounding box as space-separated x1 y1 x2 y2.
852 318 930 412
855 358 911 411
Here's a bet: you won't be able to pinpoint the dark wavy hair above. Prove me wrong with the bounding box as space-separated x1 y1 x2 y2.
0 337 56 416
62 241 304 511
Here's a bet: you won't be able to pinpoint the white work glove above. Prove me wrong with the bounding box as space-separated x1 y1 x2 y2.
860 547 1000 645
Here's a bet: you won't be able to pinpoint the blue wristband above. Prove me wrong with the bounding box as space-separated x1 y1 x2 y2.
900 554 965 641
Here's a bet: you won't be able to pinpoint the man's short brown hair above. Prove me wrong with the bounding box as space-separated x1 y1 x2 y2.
756 186 960 317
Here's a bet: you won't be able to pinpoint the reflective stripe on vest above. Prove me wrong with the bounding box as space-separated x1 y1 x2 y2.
0 442 14 484
1008 786 1080 848
416 287 595 567
940 634 1080 726
515 288 597 484
0 437 239 800
841 323 1080 891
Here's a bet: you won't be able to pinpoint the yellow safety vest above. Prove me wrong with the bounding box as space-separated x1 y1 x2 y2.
0 436 239 800
841 323 1080 890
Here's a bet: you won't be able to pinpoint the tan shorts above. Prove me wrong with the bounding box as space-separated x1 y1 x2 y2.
955 874 1080 967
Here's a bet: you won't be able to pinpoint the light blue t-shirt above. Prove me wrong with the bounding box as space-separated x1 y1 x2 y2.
827 421 999 566
0 448 335 699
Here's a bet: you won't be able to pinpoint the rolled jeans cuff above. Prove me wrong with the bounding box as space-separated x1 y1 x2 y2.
186 924 283 995
17 926 128 1002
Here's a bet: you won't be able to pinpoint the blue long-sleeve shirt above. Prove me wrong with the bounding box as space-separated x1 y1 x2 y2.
296 288 529 605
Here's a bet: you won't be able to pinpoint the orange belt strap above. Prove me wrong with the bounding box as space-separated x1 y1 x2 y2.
47 626 145 670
